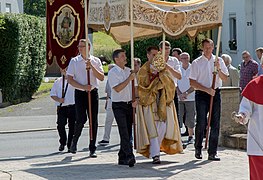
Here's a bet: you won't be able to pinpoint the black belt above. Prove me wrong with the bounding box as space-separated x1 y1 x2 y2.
59 104 75 108
196 88 220 96
113 101 132 104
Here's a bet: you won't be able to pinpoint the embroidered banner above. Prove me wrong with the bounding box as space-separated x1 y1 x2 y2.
46 0 85 69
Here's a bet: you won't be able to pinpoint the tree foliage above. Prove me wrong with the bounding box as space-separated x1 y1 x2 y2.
24 0 46 17
0 13 46 103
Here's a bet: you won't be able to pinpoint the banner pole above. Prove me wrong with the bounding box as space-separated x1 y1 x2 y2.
130 0 136 149
84 0 93 141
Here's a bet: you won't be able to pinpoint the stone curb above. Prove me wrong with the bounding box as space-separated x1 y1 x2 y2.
0 124 118 134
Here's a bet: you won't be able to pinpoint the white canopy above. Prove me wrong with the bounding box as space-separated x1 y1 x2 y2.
88 0 224 44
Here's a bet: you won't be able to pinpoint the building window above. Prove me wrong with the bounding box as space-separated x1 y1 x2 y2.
6 3 11 13
229 14 237 50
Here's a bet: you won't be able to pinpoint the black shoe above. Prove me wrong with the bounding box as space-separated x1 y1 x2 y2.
59 144 65 152
195 149 202 159
208 154 220 161
118 160 128 165
98 140 109 146
188 136 194 144
70 143 77 154
90 151 97 158
152 156 161 164
181 131 189 137
67 149 71 153
127 158 136 167
182 143 188 149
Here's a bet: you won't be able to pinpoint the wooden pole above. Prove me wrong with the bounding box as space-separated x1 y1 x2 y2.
130 0 136 149
204 26 222 149
85 0 93 141
162 33 166 59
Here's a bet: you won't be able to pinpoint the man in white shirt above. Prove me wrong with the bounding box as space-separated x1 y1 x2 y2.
98 64 115 146
159 41 182 126
108 49 136 167
235 75 263 180
67 39 104 157
189 38 228 161
50 68 76 152
177 52 195 144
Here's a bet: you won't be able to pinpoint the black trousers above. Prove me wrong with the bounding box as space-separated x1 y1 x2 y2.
57 105 76 149
174 90 181 126
194 89 221 155
112 102 134 162
72 89 99 153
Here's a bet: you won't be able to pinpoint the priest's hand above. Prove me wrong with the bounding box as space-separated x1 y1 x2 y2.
234 113 248 125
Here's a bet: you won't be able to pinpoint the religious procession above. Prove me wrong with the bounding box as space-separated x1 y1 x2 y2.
0 0 263 179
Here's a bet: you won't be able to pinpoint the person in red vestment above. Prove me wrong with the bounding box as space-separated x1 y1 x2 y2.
235 75 263 180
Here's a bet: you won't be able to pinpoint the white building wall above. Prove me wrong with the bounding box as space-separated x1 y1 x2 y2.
254 1 263 52
221 0 246 67
221 0 263 67
0 0 23 13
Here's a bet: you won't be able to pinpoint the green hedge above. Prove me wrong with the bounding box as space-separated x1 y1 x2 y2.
122 35 193 66
0 13 46 103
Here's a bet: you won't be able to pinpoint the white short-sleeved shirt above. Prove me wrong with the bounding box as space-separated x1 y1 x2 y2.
50 77 75 106
239 97 263 156
108 65 132 102
67 55 104 91
189 54 229 89
166 56 181 87
178 64 195 101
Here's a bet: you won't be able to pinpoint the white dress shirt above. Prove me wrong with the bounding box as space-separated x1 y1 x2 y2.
108 65 132 102
178 64 195 101
189 54 229 89
67 54 104 91
166 56 181 87
50 77 75 106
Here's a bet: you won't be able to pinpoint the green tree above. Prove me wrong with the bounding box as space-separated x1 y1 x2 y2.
24 0 46 17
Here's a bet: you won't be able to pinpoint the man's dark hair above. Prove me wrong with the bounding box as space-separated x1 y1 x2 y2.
201 38 214 47
172 48 182 55
146 46 159 54
112 49 126 62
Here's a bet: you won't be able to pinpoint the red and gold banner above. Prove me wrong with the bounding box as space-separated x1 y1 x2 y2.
46 0 86 69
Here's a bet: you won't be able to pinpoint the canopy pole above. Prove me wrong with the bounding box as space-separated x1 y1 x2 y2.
205 26 222 149
162 32 166 60
130 0 136 149
85 0 93 141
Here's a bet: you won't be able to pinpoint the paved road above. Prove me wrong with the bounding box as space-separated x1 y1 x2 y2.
0 77 249 180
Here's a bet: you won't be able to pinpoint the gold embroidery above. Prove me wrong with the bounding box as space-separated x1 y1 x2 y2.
48 0 55 6
60 55 67 65
103 2 111 31
48 50 52 60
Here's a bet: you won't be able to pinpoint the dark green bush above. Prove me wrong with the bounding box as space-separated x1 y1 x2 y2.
122 35 193 66
0 13 46 103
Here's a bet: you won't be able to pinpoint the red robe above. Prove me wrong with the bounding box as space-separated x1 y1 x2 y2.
242 75 263 105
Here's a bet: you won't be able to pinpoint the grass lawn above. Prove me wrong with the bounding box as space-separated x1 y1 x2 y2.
35 82 53 95
93 32 120 50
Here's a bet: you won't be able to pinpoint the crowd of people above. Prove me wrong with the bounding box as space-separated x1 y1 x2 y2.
50 38 263 178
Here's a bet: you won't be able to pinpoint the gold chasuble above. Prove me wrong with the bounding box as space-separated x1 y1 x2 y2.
136 61 183 158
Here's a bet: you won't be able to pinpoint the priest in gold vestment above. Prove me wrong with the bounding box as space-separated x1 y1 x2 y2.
136 46 183 164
